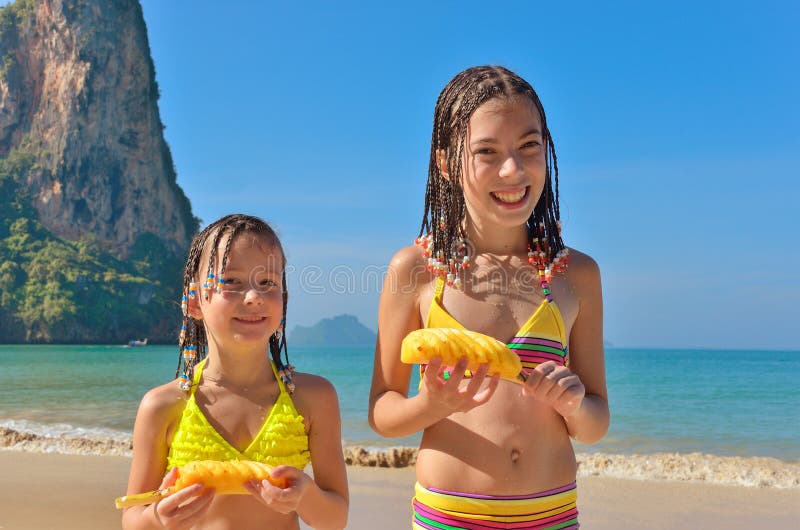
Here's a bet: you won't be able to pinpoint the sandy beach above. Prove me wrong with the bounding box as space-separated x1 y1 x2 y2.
0 451 798 530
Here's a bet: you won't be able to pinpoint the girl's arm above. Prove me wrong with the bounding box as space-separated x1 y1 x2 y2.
369 246 498 438
248 374 348 530
122 385 214 530
295 376 349 529
524 251 610 444
562 251 609 444
523 251 609 443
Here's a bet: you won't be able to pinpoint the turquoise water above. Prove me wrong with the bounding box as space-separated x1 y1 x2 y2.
0 345 798 460
594 348 799 459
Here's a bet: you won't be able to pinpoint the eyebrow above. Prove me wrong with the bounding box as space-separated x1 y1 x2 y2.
221 266 281 275
470 128 542 146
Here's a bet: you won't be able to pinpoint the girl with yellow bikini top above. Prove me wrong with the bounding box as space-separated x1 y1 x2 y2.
369 66 609 529
123 214 348 530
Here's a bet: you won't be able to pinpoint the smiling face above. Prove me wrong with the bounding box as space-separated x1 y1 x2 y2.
461 96 547 234
189 231 285 353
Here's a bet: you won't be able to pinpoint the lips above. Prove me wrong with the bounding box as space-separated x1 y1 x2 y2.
234 316 267 323
491 186 529 205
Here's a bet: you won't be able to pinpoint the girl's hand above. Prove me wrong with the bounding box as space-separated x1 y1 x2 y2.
245 465 311 514
522 361 586 418
420 356 500 414
153 467 214 530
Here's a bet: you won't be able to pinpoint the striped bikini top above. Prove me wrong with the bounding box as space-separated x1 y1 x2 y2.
425 276 569 372
167 359 311 471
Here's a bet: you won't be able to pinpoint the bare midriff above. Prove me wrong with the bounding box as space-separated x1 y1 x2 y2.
415 380 577 495
193 495 299 530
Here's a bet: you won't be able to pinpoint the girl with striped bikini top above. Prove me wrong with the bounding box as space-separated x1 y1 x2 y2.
369 65 609 530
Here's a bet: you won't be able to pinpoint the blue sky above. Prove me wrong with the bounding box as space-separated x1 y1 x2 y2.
133 1 798 349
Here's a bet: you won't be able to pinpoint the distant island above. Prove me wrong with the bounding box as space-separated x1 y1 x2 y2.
290 314 376 345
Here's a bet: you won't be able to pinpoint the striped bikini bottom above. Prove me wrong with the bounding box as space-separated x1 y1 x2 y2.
412 481 579 530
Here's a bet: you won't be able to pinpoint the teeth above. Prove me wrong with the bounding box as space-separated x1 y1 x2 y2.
238 316 264 322
493 188 526 203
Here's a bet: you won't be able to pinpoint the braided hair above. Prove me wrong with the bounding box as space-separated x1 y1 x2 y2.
175 214 290 388
421 65 565 266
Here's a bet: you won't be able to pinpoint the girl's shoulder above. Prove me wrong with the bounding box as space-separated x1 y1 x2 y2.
561 247 601 292
564 247 600 273
390 243 429 269
136 379 190 424
387 243 436 291
290 372 340 423
292 372 337 397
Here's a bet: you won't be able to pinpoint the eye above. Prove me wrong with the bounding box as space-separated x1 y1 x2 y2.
522 140 542 149
473 148 495 156
258 278 282 292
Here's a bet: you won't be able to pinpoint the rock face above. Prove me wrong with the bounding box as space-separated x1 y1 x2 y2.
0 0 197 343
0 0 195 258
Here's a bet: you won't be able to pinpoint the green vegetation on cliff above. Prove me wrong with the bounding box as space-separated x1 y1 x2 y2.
0 0 34 29
0 148 185 343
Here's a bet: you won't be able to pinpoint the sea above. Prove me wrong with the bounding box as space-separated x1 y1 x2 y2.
1 345 798 488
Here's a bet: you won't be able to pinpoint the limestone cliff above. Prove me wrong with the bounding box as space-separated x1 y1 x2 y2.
0 0 195 257
0 0 197 343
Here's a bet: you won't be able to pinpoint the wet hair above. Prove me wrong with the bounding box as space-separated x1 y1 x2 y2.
175 214 290 385
420 65 565 264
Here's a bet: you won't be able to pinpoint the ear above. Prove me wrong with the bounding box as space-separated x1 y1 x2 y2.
187 294 203 320
436 149 450 180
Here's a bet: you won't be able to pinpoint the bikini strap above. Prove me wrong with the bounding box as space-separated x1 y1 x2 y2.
269 360 288 395
434 275 446 303
189 359 206 396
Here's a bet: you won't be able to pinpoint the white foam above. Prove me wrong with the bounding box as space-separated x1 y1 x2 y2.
0 419 132 456
0 418 131 441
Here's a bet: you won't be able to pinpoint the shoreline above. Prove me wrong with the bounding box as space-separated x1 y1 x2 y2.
2 425 798 489
1 451 798 530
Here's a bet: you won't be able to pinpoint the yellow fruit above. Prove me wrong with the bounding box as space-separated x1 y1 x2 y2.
401 328 522 382
175 460 287 494
115 460 285 509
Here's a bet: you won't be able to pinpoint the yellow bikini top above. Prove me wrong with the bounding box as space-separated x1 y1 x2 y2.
426 276 569 372
167 359 311 470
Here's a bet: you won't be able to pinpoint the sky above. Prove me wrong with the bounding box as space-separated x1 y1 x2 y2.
124 1 796 349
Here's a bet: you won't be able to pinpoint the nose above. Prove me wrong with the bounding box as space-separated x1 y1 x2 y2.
499 152 524 178
242 287 265 305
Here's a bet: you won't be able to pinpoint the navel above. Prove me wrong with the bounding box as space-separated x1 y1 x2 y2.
510 448 521 464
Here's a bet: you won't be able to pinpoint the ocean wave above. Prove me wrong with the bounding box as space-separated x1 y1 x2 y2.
0 418 132 442
2 424 797 488
0 424 132 456
342 447 800 489
576 451 800 489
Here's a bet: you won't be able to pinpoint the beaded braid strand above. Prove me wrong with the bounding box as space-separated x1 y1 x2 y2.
528 222 570 292
175 234 208 388
269 270 295 394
